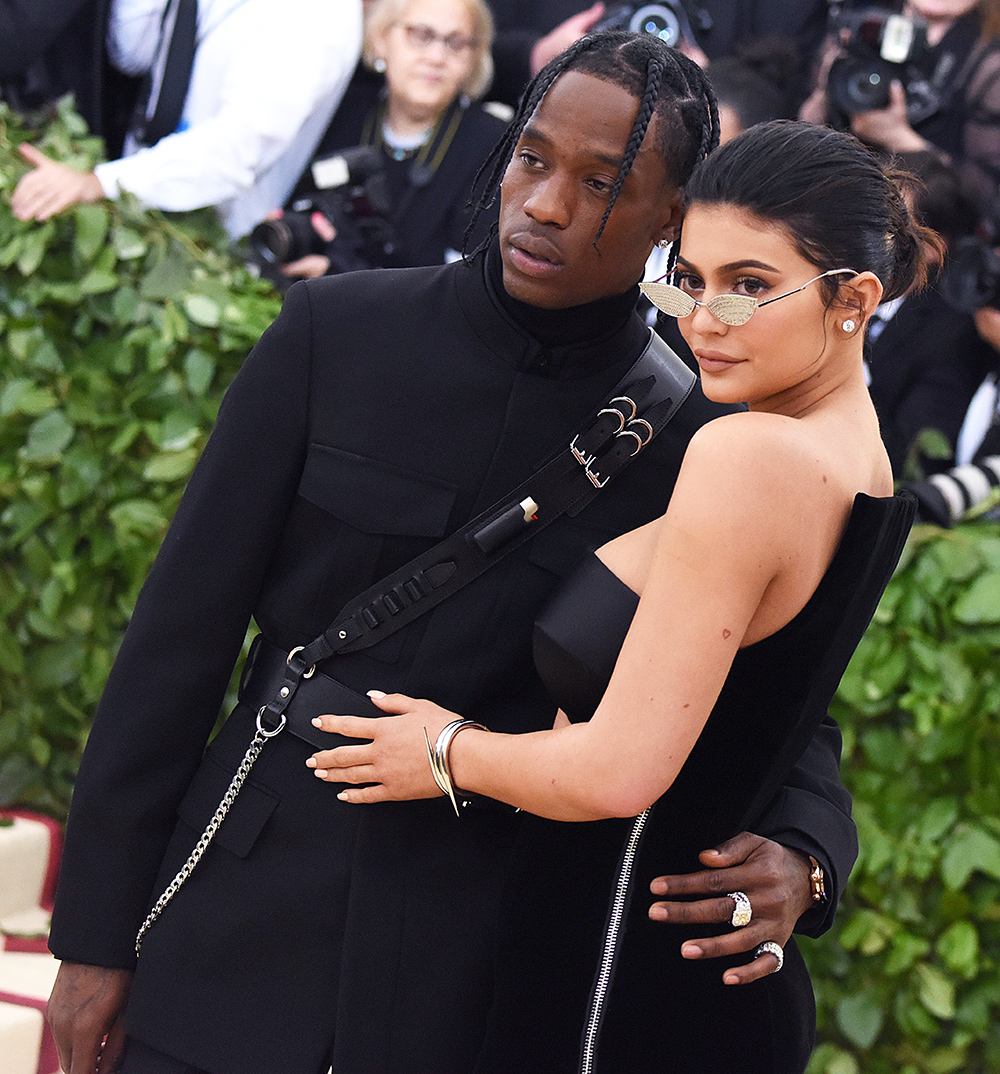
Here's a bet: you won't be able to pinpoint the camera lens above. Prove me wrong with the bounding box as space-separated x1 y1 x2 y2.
828 55 892 115
628 4 681 47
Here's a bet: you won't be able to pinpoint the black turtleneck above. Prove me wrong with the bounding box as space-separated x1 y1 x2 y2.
483 237 643 354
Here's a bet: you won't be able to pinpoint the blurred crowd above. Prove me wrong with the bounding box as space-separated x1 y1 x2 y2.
4 0 1000 510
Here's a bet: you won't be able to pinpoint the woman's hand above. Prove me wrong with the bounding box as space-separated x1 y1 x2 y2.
11 144 104 221
306 692 460 803
850 80 928 153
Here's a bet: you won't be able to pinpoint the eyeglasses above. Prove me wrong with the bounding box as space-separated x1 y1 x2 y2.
401 23 476 55
640 268 857 327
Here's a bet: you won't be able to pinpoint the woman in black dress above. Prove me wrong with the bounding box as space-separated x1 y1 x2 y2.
309 117 926 1072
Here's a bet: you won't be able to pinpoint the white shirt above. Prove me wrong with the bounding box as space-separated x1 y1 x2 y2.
95 0 362 237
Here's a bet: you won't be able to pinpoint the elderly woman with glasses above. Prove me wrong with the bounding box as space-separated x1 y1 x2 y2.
278 0 507 279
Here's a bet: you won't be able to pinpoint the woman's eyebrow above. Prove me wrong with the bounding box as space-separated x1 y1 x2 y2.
677 256 780 273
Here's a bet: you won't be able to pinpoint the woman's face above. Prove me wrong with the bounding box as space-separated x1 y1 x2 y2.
376 0 478 121
676 204 848 412
905 0 978 21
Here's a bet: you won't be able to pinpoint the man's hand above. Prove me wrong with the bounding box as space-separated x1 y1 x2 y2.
850 80 927 154
11 144 104 222
648 832 815 985
46 962 133 1074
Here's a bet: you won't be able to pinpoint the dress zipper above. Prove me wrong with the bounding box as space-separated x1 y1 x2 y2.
578 807 651 1074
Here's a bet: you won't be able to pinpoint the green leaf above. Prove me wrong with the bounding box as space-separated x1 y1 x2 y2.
182 293 221 327
21 410 74 461
139 248 193 300
0 379 57 417
916 964 956 1019
112 226 146 260
941 827 1000 889
73 203 109 261
953 572 1000 623
836 992 885 1048
142 447 198 482
937 921 979 977
183 349 216 394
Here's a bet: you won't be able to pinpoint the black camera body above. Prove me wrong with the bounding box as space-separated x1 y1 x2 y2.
594 1 709 49
940 199 1000 314
826 3 940 125
249 145 395 275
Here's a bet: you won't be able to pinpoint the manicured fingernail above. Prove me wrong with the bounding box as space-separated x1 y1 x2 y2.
337 791 349 801
314 769 327 778
649 905 667 921
305 757 316 767
681 944 702 959
724 973 739 985
650 879 667 895
367 690 386 698
312 717 323 728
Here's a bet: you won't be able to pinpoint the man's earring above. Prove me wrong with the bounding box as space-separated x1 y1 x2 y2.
842 319 857 333
657 239 671 249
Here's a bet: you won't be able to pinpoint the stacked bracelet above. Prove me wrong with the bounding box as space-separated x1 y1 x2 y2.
424 719 488 816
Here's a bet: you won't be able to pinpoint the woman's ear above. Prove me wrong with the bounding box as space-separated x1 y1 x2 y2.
842 271 884 324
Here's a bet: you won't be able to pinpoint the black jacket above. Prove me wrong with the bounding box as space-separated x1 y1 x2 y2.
50 249 857 1074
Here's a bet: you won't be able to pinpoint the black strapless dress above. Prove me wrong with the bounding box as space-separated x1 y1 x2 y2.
474 492 914 1074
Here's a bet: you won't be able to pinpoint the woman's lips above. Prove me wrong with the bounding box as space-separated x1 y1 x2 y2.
696 351 743 374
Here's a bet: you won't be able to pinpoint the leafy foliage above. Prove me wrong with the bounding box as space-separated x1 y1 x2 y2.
0 100 280 813
807 521 1000 1074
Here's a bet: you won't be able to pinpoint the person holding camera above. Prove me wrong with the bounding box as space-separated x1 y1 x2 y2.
276 0 507 280
802 0 1000 216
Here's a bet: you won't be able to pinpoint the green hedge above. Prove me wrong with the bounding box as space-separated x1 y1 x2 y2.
2 101 999 1072
807 519 1000 1074
0 100 280 813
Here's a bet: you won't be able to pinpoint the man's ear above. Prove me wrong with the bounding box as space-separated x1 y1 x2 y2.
654 193 684 246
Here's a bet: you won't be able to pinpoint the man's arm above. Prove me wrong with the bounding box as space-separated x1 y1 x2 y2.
646 715 856 982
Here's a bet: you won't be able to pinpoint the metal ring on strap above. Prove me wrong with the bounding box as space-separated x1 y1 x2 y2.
626 417 653 448
256 707 288 737
286 645 316 678
616 429 647 457
608 395 637 421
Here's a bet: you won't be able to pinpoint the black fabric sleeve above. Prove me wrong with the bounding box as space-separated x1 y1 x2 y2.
48 283 318 968
752 715 858 938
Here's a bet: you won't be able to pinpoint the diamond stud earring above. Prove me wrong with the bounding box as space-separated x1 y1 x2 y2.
842 319 856 333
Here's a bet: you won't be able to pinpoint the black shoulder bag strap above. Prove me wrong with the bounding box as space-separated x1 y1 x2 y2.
136 330 694 954
258 329 695 731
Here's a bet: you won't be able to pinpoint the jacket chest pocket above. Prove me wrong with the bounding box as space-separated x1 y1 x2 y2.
269 444 459 644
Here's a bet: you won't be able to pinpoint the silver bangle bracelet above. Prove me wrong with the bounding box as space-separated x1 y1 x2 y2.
424 719 488 816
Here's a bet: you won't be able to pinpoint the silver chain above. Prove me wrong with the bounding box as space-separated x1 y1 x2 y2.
135 712 284 956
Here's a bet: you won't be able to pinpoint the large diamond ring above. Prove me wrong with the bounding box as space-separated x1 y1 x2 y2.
754 941 784 973
727 890 752 928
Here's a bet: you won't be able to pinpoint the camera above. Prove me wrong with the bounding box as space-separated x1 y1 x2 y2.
939 198 1000 315
825 3 940 125
249 145 395 275
904 455 1000 526
594 1 710 50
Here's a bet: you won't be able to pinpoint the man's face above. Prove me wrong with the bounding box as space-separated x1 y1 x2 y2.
498 69 683 309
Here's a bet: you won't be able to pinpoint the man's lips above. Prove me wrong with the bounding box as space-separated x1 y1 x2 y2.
506 233 564 277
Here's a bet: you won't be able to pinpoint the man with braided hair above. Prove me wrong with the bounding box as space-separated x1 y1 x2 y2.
45 31 855 1074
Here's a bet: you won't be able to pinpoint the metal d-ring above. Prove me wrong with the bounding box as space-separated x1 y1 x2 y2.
286 645 316 678
616 429 646 457
624 417 653 450
256 707 288 737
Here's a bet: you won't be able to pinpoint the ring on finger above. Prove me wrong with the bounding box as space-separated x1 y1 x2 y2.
727 890 752 928
753 940 784 973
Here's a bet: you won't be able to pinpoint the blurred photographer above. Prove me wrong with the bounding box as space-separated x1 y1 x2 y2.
801 0 1000 215
270 0 506 281
864 150 995 477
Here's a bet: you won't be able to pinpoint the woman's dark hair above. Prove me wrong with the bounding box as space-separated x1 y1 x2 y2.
467 30 719 247
682 120 943 303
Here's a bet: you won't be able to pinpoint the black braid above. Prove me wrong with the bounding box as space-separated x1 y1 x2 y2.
464 30 720 255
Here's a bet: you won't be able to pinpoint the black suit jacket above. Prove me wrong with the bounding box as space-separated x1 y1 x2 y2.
51 251 857 1074
867 287 995 476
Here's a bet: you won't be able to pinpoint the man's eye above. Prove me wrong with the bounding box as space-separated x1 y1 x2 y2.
519 151 543 168
587 178 613 195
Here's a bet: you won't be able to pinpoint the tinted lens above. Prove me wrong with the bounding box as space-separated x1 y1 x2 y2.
706 294 757 326
639 281 696 317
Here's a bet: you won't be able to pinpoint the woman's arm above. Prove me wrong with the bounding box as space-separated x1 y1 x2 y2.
311 414 848 821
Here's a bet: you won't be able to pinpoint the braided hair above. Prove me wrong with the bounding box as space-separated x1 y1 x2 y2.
466 30 720 249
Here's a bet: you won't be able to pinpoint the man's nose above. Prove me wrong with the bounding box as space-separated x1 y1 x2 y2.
523 174 573 229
